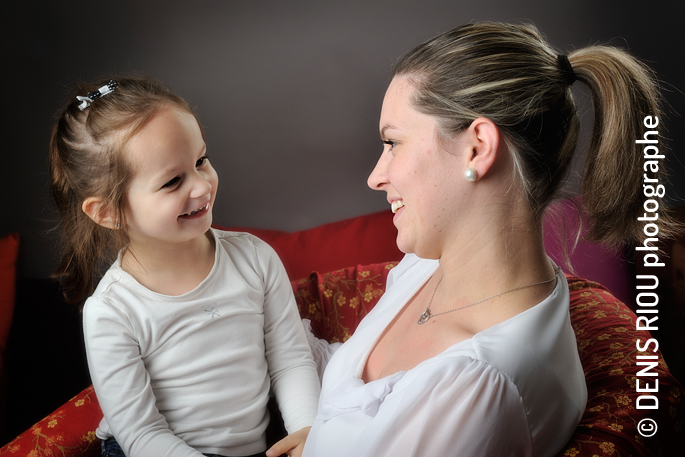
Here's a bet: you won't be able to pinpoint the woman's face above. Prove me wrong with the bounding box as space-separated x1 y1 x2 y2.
368 76 469 259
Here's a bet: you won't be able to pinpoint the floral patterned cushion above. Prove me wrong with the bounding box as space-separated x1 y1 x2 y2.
0 386 101 456
294 261 398 343
2 266 682 457
557 276 683 457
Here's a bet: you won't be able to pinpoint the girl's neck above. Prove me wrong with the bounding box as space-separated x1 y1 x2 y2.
121 230 216 296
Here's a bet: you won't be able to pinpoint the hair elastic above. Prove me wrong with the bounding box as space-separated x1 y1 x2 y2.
557 54 576 85
76 80 119 111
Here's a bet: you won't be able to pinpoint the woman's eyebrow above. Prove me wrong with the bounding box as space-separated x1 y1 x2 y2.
380 124 399 137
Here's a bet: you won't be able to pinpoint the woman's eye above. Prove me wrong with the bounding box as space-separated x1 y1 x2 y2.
382 140 396 150
162 177 180 189
196 155 209 167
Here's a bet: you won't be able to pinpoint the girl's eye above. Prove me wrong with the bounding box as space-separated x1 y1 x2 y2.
196 155 209 167
162 177 180 189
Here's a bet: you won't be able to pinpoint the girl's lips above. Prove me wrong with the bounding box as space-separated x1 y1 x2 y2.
178 203 210 220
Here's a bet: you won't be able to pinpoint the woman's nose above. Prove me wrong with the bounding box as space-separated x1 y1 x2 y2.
367 150 389 190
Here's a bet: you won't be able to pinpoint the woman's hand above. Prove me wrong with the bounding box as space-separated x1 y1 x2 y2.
266 426 311 457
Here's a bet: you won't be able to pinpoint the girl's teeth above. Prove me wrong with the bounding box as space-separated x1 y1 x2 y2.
391 200 404 214
183 203 207 216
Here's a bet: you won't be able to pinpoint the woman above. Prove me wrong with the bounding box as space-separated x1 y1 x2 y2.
270 21 678 457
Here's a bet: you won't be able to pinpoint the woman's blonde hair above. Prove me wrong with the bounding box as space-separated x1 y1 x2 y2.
394 22 678 247
49 76 197 304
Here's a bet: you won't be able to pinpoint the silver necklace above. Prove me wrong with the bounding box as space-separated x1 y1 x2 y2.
417 267 560 325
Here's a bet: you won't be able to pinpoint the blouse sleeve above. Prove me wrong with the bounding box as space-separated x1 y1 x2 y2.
255 238 321 433
302 319 342 382
83 299 204 457
354 357 533 457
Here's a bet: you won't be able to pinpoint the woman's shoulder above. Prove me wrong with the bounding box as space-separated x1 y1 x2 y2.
386 254 438 288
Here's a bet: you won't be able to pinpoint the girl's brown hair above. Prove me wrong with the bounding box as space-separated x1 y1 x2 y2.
393 22 679 247
49 76 196 304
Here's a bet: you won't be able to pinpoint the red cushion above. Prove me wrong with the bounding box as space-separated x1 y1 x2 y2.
0 232 19 434
0 233 19 355
219 210 403 280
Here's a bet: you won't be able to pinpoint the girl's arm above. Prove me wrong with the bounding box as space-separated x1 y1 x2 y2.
83 299 204 457
255 238 321 434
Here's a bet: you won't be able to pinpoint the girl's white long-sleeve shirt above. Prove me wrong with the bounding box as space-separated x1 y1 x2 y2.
83 229 320 457
303 254 587 457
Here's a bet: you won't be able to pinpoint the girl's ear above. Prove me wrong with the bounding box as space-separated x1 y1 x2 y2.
82 197 119 229
462 117 500 180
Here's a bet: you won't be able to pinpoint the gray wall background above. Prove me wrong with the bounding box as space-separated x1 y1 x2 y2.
2 0 684 278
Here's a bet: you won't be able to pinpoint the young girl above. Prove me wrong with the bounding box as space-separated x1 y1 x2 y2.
49 77 320 457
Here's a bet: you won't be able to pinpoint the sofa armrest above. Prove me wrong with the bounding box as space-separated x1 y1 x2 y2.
0 385 101 456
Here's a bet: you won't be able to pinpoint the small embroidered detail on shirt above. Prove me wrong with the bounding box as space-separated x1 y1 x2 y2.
201 305 221 319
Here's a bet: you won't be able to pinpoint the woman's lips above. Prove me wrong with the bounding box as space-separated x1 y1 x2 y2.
391 200 404 214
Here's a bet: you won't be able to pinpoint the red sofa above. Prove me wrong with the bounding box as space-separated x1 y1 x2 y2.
2 206 683 456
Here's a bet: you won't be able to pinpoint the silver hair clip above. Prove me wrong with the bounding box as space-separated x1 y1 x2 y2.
76 80 118 111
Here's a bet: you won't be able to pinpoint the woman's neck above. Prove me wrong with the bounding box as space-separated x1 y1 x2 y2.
435 203 556 318
121 231 216 296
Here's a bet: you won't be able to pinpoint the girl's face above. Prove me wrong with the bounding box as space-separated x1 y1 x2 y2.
123 106 218 249
367 76 468 259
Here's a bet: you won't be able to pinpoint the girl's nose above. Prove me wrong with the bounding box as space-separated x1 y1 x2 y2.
189 172 212 199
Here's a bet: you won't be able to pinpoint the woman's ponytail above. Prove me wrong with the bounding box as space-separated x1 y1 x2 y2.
570 46 680 246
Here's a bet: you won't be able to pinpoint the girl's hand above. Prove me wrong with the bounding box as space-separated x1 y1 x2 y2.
266 426 311 457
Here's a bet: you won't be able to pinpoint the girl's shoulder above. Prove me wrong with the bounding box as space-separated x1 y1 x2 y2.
211 228 269 248
211 228 278 261
210 228 284 276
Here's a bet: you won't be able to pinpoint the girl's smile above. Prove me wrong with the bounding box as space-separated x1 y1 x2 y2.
179 202 211 219
123 105 218 250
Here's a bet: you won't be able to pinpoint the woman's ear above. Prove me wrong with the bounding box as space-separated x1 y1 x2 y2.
463 117 500 181
82 197 119 229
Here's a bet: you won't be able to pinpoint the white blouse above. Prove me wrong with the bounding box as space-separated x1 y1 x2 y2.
303 254 587 457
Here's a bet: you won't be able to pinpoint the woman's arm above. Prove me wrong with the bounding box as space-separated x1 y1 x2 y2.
301 319 341 381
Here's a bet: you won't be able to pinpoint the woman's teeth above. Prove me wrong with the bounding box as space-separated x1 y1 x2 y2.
391 200 404 214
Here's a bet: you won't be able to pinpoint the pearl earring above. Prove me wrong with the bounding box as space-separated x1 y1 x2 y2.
464 168 477 182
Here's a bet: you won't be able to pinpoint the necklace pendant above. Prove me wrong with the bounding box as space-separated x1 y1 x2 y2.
418 308 432 325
